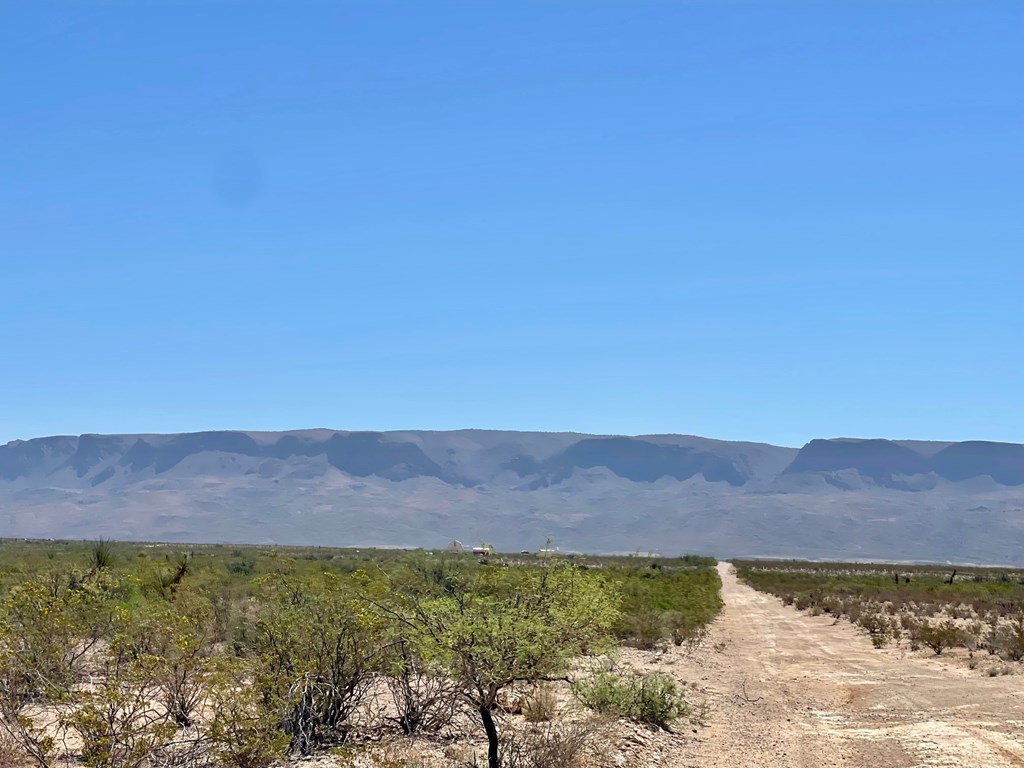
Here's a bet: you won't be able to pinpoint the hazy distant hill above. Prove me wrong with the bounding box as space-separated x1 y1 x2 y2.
2 430 1023 564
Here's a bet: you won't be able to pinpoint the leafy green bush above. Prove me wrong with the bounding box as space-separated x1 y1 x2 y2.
226 556 256 576
573 668 687 730
735 559 1024 622
377 563 620 768
206 663 289 768
0 540 717 768
63 656 177 768
251 573 387 754
919 620 965 656
610 565 722 648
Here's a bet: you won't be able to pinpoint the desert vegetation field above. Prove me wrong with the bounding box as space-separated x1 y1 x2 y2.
0 539 721 768
735 559 1024 669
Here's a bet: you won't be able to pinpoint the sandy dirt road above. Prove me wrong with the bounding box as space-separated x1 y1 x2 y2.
654 563 1024 767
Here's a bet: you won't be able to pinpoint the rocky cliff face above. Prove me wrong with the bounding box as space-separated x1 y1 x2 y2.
2 430 1023 563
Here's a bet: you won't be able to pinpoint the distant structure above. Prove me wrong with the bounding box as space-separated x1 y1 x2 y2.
446 540 464 554
539 537 559 557
471 544 492 557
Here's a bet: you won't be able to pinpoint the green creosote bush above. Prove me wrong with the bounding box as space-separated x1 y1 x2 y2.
62 656 179 768
114 589 218 728
368 563 620 768
57 592 223 768
623 609 665 651
919 620 965 656
857 611 894 649
572 667 687 730
0 568 126 768
612 565 722 650
249 572 387 755
226 555 256 577
206 663 290 768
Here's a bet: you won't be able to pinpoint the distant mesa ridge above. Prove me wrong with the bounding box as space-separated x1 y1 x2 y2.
2 429 1024 563
784 438 1024 487
2 429 1022 489
507 437 750 489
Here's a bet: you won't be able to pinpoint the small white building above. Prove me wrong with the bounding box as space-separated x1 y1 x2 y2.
472 545 492 557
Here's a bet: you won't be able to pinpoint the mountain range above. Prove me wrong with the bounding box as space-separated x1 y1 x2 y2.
2 429 1023 563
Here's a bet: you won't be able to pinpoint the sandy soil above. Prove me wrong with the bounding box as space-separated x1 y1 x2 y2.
644 562 1024 767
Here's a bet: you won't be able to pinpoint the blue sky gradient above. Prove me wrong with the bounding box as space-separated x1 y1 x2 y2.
2 1 1022 446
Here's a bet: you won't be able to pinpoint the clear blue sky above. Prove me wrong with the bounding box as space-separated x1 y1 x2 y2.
2 1 1021 447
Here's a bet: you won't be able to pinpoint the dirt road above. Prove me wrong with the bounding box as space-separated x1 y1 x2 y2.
649 563 1024 767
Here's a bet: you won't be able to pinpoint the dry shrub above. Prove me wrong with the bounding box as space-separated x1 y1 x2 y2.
0 727 30 768
147 737 215 768
384 645 461 735
501 721 602 768
206 675 289 768
521 685 557 723
624 610 665 650
991 614 1024 662
905 619 923 651
335 740 432 768
669 618 709 653
962 622 984 652
690 695 712 727
857 611 889 637
818 596 839 615
988 665 1014 677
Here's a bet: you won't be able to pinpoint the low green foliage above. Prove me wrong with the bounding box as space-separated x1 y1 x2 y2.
918 620 965 656
573 667 687 730
734 559 1024 620
609 564 722 649
373 563 620 768
0 539 722 768
206 663 290 768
